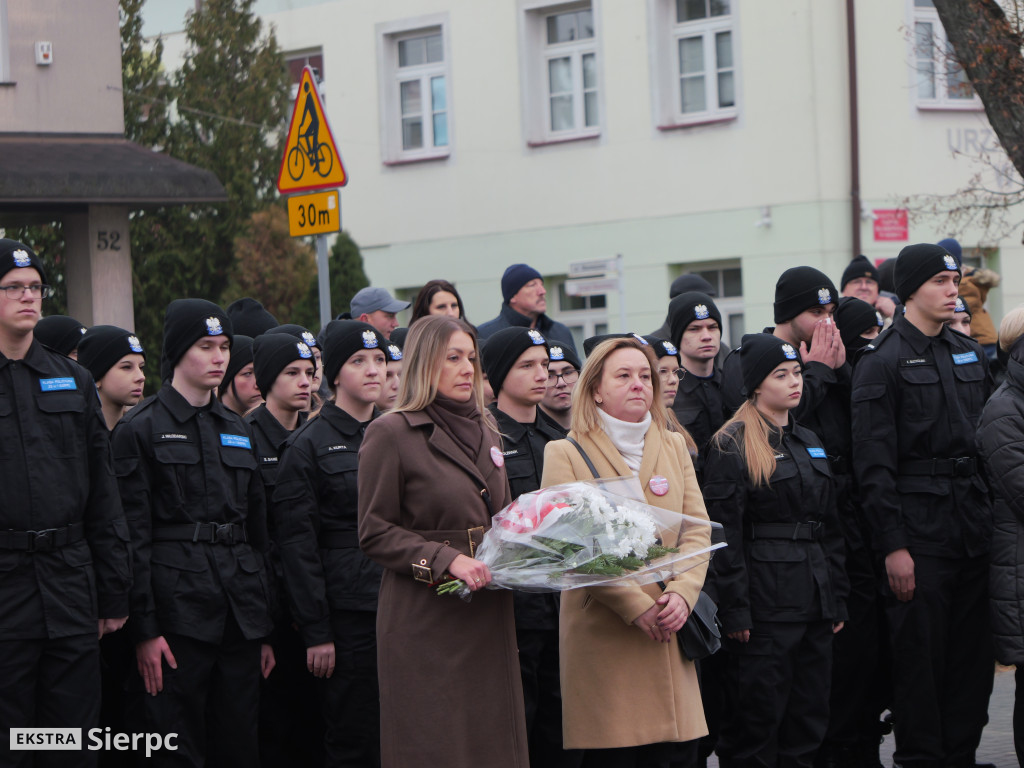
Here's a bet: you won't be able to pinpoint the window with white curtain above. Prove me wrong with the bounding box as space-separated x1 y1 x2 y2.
648 0 738 129
911 0 980 110
376 15 452 163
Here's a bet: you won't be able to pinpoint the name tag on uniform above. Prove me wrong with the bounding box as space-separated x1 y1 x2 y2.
261 456 278 464
774 452 788 460
325 444 351 453
220 433 251 449
952 351 979 365
501 449 520 457
40 377 76 392
899 358 932 367
807 447 827 459
156 432 191 443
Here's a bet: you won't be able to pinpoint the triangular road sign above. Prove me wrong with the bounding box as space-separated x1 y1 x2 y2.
277 66 348 194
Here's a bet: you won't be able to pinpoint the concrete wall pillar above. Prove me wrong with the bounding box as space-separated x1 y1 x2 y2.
65 205 135 329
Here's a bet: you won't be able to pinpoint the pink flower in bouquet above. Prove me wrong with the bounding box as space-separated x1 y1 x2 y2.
499 497 572 534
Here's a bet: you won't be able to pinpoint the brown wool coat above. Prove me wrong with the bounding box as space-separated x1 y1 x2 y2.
959 267 1000 346
542 425 711 750
357 410 528 768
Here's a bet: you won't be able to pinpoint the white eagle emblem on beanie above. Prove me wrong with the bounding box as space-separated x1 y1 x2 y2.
549 346 565 360
205 317 223 335
297 342 313 359
782 343 797 360
527 329 546 345
694 304 709 319
387 344 403 361
632 333 649 345
943 254 958 270
12 249 31 267
817 288 832 304
301 331 317 347
127 335 143 353
362 330 379 349
663 341 678 355
954 297 966 313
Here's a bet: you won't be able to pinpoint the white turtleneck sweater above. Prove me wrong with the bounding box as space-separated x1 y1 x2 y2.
597 409 651 474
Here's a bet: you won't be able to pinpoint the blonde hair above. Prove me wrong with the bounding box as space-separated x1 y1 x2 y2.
999 305 1024 353
570 337 668 436
391 315 496 431
712 400 781 487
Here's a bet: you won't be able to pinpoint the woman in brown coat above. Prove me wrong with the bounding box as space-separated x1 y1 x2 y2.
541 336 711 768
357 315 529 768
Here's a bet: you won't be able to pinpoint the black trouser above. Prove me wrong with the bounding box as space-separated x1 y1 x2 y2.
884 554 993 767
98 628 133 768
1015 667 1024 768
322 609 379 768
258 620 324 768
0 633 100 768
582 742 675 768
694 651 726 767
819 543 881 758
717 620 833 768
517 626 584 768
127 614 260 767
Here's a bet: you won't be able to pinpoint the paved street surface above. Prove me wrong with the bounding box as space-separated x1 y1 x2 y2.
708 665 1018 768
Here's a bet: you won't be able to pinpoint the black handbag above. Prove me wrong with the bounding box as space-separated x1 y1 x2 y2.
563 436 722 661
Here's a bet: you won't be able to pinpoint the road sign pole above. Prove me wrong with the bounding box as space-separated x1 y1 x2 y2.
316 232 331 330
616 254 627 332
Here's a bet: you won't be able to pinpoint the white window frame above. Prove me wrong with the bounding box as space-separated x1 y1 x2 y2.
376 14 453 165
671 260 744 347
518 1 604 147
552 276 608 351
909 0 982 111
285 49 325 102
0 0 10 84
648 0 739 130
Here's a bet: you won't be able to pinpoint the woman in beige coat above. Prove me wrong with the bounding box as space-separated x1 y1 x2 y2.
357 315 529 768
541 335 711 768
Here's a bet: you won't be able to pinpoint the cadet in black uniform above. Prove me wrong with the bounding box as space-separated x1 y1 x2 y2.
34 313 87 360
851 243 994 768
112 299 275 767
667 292 728 478
267 323 325 409
247 332 322 768
271 320 388 767
539 342 580 433
0 240 132 768
376 336 403 412
704 333 848 768
217 334 261 416
482 327 580 768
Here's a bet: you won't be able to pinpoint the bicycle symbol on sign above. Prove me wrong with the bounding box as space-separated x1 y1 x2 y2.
287 82 334 182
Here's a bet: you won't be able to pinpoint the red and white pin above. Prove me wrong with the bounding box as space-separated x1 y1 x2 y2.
649 475 669 496
490 445 505 467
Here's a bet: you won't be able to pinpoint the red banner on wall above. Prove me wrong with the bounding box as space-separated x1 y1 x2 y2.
873 209 908 242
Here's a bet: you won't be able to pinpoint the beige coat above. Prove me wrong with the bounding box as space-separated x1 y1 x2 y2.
358 410 528 768
542 425 711 750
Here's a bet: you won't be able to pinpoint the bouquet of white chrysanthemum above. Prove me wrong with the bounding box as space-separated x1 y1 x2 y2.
437 478 724 599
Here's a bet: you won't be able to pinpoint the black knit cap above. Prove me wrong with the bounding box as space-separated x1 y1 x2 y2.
253 333 315 397
582 332 649 357
267 323 320 350
774 267 837 324
668 291 722 346
670 273 716 299
738 333 803 397
0 238 46 284
35 315 87 356
219 335 254 395
894 243 961 304
320 320 387 388
546 340 581 371
78 325 145 381
390 327 409 347
840 255 880 290
835 296 882 347
954 296 971 317
161 298 232 380
226 297 278 338
482 326 550 395
643 336 681 363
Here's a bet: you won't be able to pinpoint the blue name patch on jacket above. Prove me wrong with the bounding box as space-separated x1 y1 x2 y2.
952 351 979 365
807 447 827 459
40 377 77 392
220 433 251 449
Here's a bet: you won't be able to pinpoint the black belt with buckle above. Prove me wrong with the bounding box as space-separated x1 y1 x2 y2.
748 522 823 541
0 522 85 552
899 457 977 478
153 522 248 545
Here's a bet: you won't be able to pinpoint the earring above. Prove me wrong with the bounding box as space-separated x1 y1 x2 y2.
596 397 603 404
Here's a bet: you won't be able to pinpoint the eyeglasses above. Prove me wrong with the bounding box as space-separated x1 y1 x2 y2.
547 369 580 384
657 368 685 381
0 283 53 299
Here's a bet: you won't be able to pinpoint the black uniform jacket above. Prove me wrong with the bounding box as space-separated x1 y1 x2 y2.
271 400 382 647
112 385 273 644
702 419 848 634
0 341 132 639
489 404 566 632
246 404 308 494
671 367 728 479
851 316 992 559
